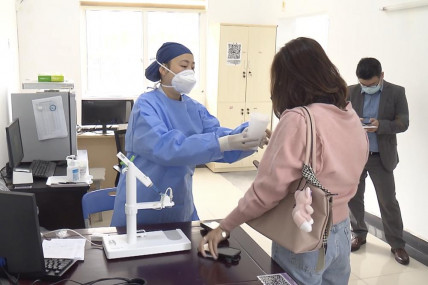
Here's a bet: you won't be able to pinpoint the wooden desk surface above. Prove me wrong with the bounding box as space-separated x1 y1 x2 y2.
21 222 283 284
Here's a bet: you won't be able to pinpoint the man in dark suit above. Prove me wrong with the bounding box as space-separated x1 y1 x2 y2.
348 57 410 265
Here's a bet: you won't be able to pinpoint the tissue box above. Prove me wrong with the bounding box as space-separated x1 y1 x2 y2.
38 74 64 82
38 75 51 82
51 75 64 82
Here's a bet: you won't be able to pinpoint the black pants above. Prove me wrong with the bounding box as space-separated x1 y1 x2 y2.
348 154 405 248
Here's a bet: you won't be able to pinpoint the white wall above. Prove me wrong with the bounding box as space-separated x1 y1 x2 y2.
280 0 428 240
329 0 428 240
16 0 82 119
0 0 20 167
8 0 428 240
207 0 280 25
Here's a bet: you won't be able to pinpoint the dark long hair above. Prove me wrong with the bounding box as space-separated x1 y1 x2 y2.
270 37 348 118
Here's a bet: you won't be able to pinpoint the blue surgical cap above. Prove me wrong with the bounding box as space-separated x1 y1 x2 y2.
145 42 192 82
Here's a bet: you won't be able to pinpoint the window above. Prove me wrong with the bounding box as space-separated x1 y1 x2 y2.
146 11 200 85
86 10 143 98
83 8 203 99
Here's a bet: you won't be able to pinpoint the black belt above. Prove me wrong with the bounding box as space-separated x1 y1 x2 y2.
369 151 379 156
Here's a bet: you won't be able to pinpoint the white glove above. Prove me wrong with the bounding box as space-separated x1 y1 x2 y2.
218 131 260 152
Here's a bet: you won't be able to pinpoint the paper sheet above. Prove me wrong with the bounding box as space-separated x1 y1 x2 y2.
42 238 86 260
257 273 298 285
32 96 68 140
46 175 93 187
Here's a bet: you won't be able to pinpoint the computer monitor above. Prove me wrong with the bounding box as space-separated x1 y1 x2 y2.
81 99 134 134
5 119 24 177
0 191 45 277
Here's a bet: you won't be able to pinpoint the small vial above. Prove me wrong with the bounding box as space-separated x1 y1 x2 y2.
71 168 80 182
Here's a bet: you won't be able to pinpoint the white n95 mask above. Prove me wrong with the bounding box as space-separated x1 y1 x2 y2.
171 69 197 94
360 81 382 95
158 61 197 94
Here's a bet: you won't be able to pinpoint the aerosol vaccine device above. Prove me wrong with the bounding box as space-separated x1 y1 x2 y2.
246 112 270 150
102 152 191 259
247 112 269 140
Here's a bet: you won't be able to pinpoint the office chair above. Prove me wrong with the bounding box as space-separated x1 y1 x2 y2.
114 129 127 187
81 188 116 228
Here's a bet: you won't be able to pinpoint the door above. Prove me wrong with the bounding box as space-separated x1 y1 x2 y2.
246 26 277 103
218 25 249 103
217 102 246 128
243 101 272 122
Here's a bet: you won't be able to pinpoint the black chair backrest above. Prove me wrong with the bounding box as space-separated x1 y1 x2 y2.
114 129 127 186
114 129 127 155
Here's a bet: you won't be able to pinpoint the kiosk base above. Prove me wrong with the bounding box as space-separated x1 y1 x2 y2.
103 229 191 259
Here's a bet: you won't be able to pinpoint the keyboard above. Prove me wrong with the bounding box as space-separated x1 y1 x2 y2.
29 160 57 178
44 258 77 279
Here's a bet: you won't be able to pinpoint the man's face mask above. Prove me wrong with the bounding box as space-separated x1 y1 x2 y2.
359 77 383 95
361 82 381 95
158 61 196 94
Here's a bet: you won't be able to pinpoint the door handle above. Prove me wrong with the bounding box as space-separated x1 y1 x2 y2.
247 108 250 115
242 71 246 78
241 108 244 115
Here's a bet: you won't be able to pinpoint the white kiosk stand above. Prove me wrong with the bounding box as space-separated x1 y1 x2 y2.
102 152 191 259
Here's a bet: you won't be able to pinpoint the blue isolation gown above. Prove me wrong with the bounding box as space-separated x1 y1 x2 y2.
110 88 253 227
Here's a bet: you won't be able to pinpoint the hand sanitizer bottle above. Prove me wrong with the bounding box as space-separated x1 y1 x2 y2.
66 155 80 182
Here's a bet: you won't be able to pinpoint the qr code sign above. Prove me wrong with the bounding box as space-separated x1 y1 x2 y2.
227 43 241 60
226 43 242 65
257 273 297 285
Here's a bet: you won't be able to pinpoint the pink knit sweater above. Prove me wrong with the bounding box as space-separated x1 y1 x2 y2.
220 103 369 232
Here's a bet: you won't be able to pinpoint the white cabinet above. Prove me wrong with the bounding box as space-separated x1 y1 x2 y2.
206 24 277 172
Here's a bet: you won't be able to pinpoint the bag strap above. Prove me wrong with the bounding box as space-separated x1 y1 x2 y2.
301 106 316 169
301 106 335 272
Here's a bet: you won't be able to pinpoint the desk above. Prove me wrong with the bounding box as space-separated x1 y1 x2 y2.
22 222 284 284
77 133 119 189
10 164 89 230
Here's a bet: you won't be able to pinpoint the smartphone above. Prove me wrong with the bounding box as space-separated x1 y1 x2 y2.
362 118 371 124
200 221 220 231
204 247 241 263
215 247 241 258
363 124 377 129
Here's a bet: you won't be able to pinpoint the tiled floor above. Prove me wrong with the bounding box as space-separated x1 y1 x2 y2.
193 167 428 285
93 167 428 284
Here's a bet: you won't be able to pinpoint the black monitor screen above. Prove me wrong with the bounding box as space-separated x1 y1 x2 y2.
0 191 45 277
81 99 133 133
5 119 24 171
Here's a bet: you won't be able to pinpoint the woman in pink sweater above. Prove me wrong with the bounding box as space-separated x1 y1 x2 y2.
198 37 368 284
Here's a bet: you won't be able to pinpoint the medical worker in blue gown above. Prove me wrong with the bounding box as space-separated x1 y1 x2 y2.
111 42 267 227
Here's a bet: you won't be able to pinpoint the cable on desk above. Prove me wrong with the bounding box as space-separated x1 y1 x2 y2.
31 278 84 285
1 265 20 285
31 277 147 285
0 166 9 188
82 277 147 285
77 125 118 135
41 229 102 248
